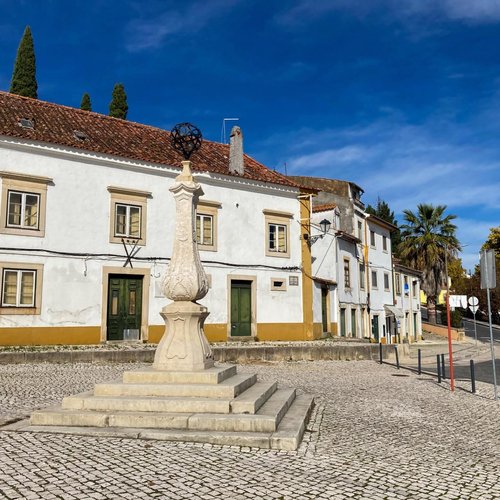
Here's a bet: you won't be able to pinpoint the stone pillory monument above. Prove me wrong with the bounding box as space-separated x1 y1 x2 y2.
28 124 314 450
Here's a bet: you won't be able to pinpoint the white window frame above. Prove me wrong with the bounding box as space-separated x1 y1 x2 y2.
384 272 390 291
0 171 52 238
6 190 40 230
371 270 378 289
370 230 376 248
114 203 142 239
383 235 388 252
359 263 365 290
0 262 43 315
264 210 292 259
268 223 287 254
344 258 351 289
196 213 213 245
196 200 221 253
108 186 150 246
2 269 36 307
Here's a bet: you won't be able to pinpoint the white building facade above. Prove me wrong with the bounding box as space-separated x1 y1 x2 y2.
0 92 320 345
300 177 423 344
393 263 422 342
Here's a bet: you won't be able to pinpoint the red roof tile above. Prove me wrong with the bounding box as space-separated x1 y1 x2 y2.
312 203 337 213
0 92 302 189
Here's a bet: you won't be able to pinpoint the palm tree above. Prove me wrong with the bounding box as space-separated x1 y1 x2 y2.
399 204 461 324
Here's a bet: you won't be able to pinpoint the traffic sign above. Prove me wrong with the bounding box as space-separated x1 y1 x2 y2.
468 296 479 307
480 250 496 289
469 304 479 314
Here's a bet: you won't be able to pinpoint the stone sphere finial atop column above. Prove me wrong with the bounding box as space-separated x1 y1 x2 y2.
171 122 203 160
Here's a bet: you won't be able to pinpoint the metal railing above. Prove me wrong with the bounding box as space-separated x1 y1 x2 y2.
378 344 477 394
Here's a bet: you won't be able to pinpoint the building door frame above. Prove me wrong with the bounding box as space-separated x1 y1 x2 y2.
101 266 150 342
321 286 331 334
106 275 143 341
227 274 256 339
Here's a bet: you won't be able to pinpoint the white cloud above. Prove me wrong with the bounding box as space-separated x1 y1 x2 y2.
428 0 500 22
125 1 234 52
276 0 500 26
257 107 500 270
288 146 367 171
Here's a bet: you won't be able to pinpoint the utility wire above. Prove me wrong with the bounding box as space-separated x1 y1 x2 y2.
0 247 301 273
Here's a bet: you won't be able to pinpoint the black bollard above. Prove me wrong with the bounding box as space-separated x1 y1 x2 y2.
437 355 442 383
470 360 476 394
379 342 383 365
395 345 400 369
440 353 446 380
418 349 422 375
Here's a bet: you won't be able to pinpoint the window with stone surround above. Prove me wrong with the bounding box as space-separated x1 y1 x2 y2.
0 172 52 237
264 209 292 258
196 200 221 252
108 186 151 245
0 262 43 315
344 258 351 289
384 272 390 291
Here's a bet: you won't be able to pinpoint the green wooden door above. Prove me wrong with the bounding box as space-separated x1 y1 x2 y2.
321 287 328 332
230 280 252 337
107 276 143 341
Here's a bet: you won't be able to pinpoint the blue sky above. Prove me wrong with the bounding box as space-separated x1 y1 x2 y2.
0 0 499 270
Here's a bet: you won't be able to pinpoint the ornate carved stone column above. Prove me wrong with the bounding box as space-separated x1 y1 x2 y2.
153 130 214 371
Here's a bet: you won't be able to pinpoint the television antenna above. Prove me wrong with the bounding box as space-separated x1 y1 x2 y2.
221 118 239 144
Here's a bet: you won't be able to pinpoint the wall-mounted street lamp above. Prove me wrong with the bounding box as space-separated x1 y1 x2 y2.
306 218 331 244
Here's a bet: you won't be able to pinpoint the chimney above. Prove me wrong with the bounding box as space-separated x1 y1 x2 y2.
229 126 244 175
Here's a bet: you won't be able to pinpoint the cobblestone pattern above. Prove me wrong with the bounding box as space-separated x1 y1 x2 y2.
0 361 499 499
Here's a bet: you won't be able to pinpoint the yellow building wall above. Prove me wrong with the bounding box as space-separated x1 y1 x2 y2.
0 322 318 346
0 326 101 346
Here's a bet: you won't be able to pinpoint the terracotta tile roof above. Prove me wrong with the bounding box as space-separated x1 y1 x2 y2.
290 175 364 195
0 92 302 189
312 203 337 213
366 213 398 232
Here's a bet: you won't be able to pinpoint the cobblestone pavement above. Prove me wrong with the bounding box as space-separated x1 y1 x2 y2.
0 361 499 499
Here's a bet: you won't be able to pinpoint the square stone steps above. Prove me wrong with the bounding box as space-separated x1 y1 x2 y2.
230 381 277 414
23 395 314 450
94 373 257 399
62 393 232 414
123 365 237 385
33 388 296 433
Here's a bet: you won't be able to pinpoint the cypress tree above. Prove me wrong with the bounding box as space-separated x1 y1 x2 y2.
109 83 128 119
10 26 38 98
80 93 92 111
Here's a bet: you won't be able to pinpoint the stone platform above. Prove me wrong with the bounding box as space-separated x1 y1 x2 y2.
26 365 314 450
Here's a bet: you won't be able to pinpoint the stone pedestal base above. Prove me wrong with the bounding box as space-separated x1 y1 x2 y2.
153 301 214 371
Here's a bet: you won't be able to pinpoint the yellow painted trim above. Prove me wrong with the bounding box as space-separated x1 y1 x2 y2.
257 323 309 341
313 323 323 337
0 326 101 346
330 322 338 336
299 194 315 339
205 324 228 342
0 322 337 346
